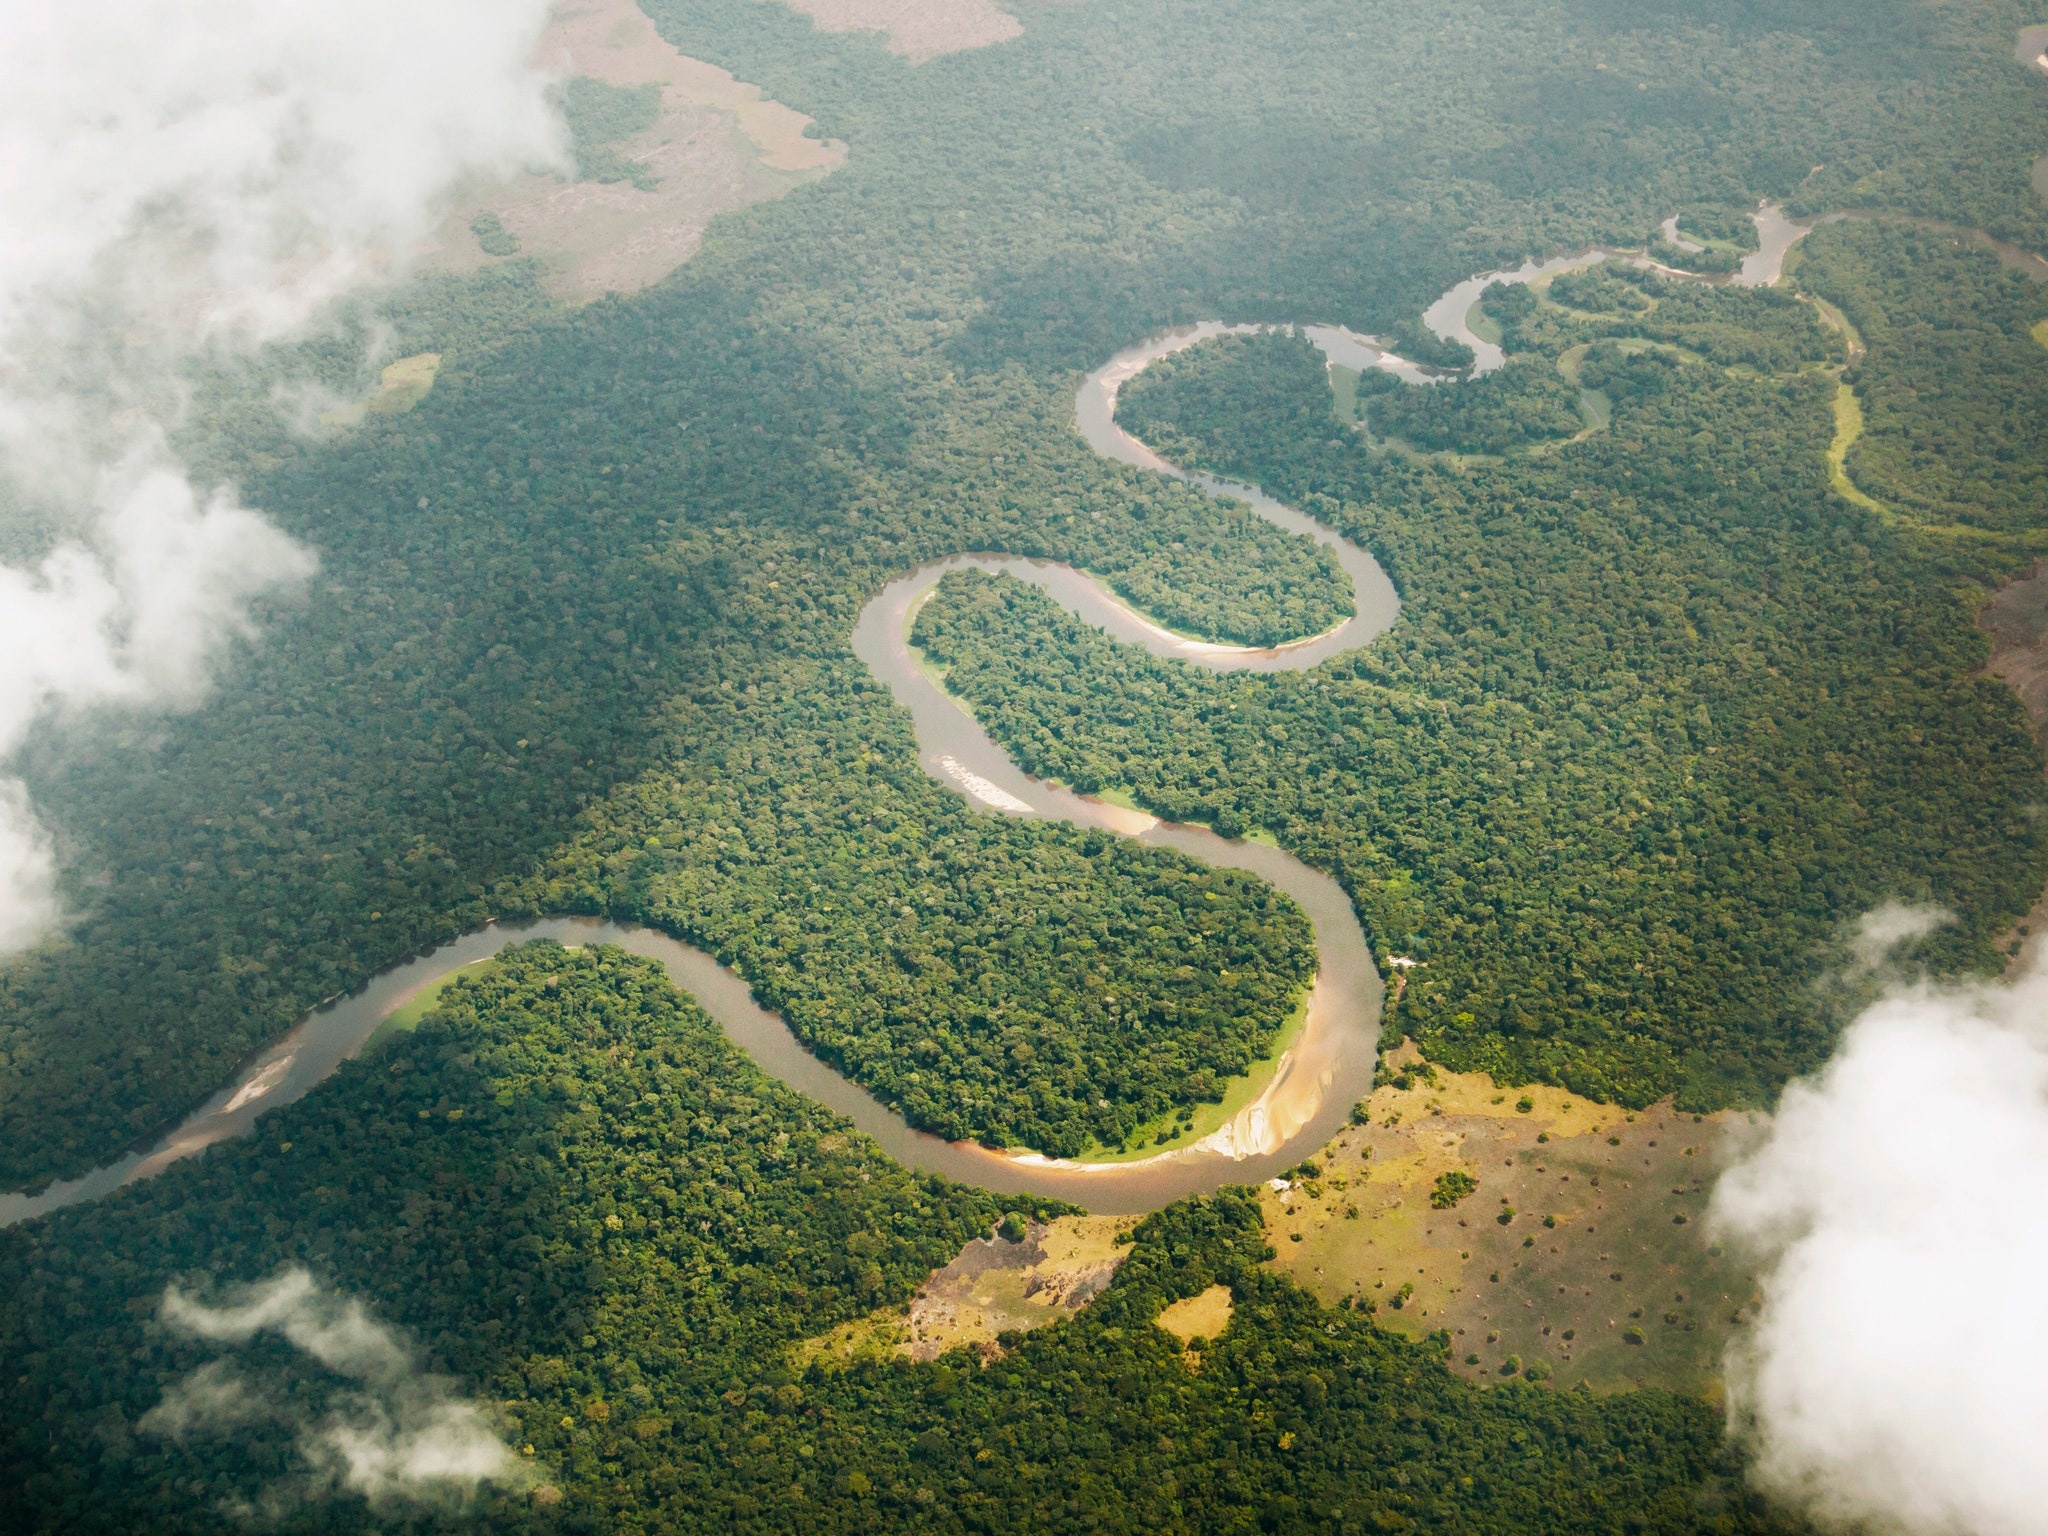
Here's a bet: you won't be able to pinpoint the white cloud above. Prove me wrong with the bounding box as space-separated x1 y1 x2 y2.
1713 956 2048 1536
139 1359 274 1440
151 1268 520 1502
161 1267 411 1381
0 0 567 955
1849 901 1952 972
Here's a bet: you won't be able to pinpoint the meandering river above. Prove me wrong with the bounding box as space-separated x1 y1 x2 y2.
2 200 1916 1227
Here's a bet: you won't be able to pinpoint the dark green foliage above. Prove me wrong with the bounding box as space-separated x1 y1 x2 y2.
7 0 2046 1186
555 75 663 189
536 666 1314 1156
1356 361 1584 454
1674 206 1762 252
1796 219 2048 546
471 211 522 257
1547 268 1655 319
1648 243 1744 276
4 0 2047 1526
0 944 1012 1532
0 951 1784 1535
1431 1170 1479 1208
1521 266 1846 373
921 319 2046 1107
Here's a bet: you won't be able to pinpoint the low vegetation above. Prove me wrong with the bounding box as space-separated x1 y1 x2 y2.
1267 1042 1757 1396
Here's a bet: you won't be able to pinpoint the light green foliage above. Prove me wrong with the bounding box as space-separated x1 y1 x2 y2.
471 210 522 257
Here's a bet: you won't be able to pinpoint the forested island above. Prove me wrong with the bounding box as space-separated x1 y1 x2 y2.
5 0 2048 1529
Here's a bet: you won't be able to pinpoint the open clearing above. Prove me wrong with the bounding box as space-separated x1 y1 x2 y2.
1982 562 2048 972
416 0 845 303
770 0 1024 63
320 352 442 431
1262 1042 1762 1395
1155 1283 1233 1352
796 1215 1136 1366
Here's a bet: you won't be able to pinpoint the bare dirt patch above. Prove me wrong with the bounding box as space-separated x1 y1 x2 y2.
1262 1041 1762 1396
1981 562 2048 972
416 0 844 304
796 1214 1136 1367
769 0 1025 64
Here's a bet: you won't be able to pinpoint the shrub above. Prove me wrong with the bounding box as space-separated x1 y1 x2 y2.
1430 1170 1478 1209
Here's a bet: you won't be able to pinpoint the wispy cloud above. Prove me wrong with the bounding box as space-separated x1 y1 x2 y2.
0 0 565 954
146 1268 521 1504
1847 900 1952 972
1713 947 2048 1536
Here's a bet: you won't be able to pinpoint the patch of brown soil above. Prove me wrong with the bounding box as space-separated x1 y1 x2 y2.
417 0 844 304
769 0 1023 64
1983 562 2048 743
795 1214 1136 1367
1263 1041 1761 1396
1981 562 2048 973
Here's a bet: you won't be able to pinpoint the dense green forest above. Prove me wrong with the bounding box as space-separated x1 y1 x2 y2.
1794 218 2048 549
7 0 2048 1523
921 260 2043 1105
0 945 1780 1534
533 675 1315 1156
1355 361 1585 454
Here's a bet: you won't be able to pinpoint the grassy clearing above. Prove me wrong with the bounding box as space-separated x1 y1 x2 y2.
362 959 494 1056
1464 298 1504 345
1155 1283 1234 1354
413 0 843 304
795 1215 1137 1367
1076 988 1310 1161
369 352 440 414
318 352 443 433
1262 1041 1760 1396
1827 382 1890 517
1807 294 1865 358
771 0 1024 64
1327 362 1363 424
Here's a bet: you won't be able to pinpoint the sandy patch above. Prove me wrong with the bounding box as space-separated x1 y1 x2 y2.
1261 1041 1760 1396
769 0 1024 64
416 0 844 303
795 1214 1136 1367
